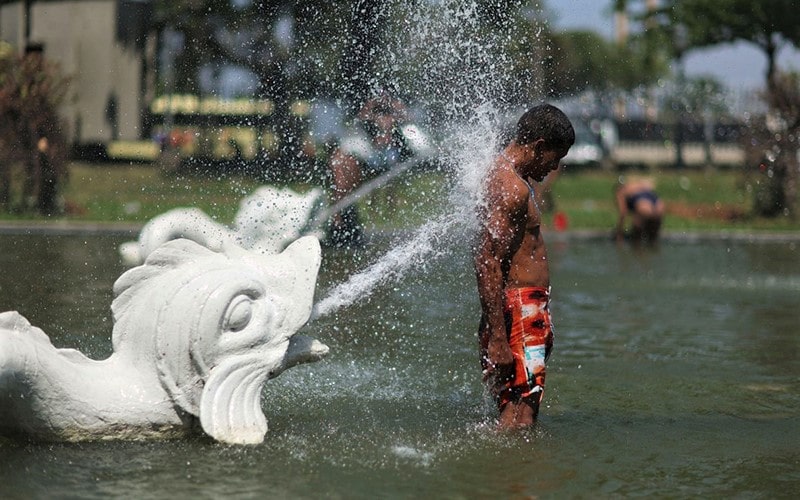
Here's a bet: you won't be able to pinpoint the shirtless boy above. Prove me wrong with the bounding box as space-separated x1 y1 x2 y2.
474 104 574 428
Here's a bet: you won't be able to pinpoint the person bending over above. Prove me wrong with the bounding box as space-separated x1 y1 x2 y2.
614 176 665 244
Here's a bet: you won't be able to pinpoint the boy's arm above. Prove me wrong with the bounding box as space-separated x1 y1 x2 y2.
474 178 527 379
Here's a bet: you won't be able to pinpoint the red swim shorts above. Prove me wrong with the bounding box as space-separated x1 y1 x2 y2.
485 287 555 409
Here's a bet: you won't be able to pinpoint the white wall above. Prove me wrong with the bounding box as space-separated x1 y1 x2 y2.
1 1 143 144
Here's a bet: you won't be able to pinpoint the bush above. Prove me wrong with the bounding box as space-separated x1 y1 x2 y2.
0 46 69 215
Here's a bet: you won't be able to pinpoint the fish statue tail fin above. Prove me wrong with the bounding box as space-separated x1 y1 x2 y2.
0 311 57 375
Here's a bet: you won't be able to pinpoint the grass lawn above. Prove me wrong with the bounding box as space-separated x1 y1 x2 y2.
550 168 799 233
60 162 265 224
2 161 798 234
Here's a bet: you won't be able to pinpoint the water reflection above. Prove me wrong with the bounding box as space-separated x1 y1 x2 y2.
0 233 798 497
0 234 125 358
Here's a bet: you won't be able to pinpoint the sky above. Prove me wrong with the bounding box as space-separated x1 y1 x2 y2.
548 0 800 91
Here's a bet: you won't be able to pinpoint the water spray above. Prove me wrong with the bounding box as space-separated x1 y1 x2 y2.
309 0 543 320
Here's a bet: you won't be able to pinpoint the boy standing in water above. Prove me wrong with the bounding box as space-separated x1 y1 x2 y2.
474 104 574 428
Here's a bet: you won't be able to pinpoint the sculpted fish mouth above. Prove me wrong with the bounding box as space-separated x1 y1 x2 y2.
282 335 329 372
199 336 329 445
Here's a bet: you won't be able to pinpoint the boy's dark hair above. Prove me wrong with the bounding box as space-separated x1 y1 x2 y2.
516 104 575 150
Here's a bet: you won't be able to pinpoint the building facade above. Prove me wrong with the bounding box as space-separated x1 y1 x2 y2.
0 0 148 148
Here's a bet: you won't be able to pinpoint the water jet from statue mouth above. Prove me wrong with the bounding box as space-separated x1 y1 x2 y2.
307 156 433 234
282 334 330 371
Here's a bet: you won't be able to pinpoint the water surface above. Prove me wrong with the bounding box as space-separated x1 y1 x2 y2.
1 233 798 498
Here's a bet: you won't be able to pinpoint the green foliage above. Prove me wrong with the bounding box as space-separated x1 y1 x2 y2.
0 49 69 214
546 31 617 95
652 0 800 218
670 0 800 48
542 16 670 97
150 0 366 99
660 0 800 82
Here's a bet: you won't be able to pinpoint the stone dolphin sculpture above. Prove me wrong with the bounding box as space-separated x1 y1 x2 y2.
119 186 325 265
0 236 328 445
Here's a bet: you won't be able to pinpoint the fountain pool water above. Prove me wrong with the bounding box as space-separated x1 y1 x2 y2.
1 232 798 497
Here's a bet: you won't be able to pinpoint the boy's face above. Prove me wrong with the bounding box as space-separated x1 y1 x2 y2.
527 141 568 182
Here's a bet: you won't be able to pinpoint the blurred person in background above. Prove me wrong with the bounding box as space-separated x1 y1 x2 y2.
326 92 430 247
614 176 665 245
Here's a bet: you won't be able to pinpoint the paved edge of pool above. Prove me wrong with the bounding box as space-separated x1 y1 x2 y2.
0 221 798 243
0 221 142 236
547 229 800 244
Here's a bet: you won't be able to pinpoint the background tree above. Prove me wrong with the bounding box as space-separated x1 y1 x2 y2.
544 28 669 98
545 31 617 97
658 0 800 217
371 0 546 124
663 0 800 87
150 1 374 102
150 0 561 129
338 0 383 116
147 0 384 165
0 46 69 215
525 0 671 124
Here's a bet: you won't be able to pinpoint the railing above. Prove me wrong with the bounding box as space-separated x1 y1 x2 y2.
611 141 745 168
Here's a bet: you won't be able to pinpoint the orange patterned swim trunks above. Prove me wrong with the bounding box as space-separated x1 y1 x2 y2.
484 287 555 409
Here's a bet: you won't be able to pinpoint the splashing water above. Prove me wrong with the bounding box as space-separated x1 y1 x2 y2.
312 108 502 320
312 1 545 319
312 215 452 319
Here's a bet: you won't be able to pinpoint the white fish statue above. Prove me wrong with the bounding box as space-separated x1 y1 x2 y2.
0 236 327 444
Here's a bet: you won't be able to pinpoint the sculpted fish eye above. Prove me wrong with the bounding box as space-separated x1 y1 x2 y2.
224 296 254 332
